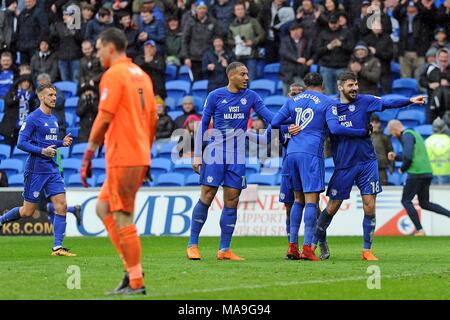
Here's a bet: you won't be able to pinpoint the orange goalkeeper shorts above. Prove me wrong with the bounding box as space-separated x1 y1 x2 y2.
98 166 147 213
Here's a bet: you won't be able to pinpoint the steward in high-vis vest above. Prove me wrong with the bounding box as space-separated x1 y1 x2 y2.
387 119 450 236
425 118 450 184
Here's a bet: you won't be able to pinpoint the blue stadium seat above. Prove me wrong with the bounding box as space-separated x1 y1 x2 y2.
191 80 208 101
374 109 399 127
151 144 158 158
96 173 106 186
264 95 288 113
261 157 282 174
66 127 79 142
8 174 24 187
54 81 77 98
12 147 28 163
247 173 276 186
0 144 11 160
98 145 106 158
276 81 283 95
62 158 82 181
185 173 200 186
70 143 88 159
68 174 93 187
165 64 177 81
159 143 177 160
324 157 334 174
392 78 419 97
168 110 183 121
173 160 193 175
245 157 261 176
165 96 176 111
155 173 185 186
92 158 106 176
325 171 333 185
65 112 75 127
59 147 70 159
414 124 432 139
0 159 24 176
0 134 4 142
276 173 282 185
394 161 402 169
177 65 192 81
0 112 4 122
0 99 4 113
263 63 280 81
165 80 191 101
64 97 79 113
397 109 426 127
381 93 408 101
387 171 401 186
391 138 402 153
390 62 401 81
310 64 319 73
249 80 276 99
150 158 172 179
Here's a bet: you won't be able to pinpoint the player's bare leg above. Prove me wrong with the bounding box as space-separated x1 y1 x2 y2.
287 192 305 260
216 186 244 260
49 193 76 256
187 184 219 260
314 199 343 260
299 193 320 261
96 200 130 289
361 194 378 261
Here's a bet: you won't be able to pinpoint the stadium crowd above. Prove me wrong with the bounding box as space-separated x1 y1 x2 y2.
0 0 449 187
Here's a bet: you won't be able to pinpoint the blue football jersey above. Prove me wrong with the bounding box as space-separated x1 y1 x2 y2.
330 94 383 169
18 108 62 174
195 87 273 160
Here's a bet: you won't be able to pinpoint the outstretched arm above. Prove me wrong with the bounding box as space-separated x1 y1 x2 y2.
382 96 426 110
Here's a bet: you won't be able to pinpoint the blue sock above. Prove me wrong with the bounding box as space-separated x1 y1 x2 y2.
47 203 55 224
286 217 290 241
0 207 21 225
314 209 333 245
303 203 318 246
363 215 376 250
53 214 67 249
219 207 237 251
289 202 304 244
188 200 209 247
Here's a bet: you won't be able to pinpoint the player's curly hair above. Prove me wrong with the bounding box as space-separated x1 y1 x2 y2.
304 72 323 88
338 71 357 85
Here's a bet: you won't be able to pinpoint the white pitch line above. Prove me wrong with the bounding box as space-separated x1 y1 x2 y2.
145 270 450 298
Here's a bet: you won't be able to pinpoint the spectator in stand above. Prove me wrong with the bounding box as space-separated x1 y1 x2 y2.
227 1 265 81
79 40 103 89
18 63 32 76
174 95 201 129
370 114 394 185
351 0 371 41
81 2 96 25
50 6 84 83
0 170 8 187
202 36 235 92
437 0 450 37
315 13 354 95
360 0 393 38
0 0 19 54
138 5 167 54
16 0 49 64
155 95 175 143
177 113 201 158
363 20 394 94
316 0 344 28
165 15 183 66
135 39 167 99
279 22 313 94
135 0 166 26
348 41 381 95
0 51 16 99
76 84 99 143
425 117 450 185
117 10 139 60
258 0 295 63
393 0 437 79
430 27 450 51
0 74 36 149
85 6 115 45
420 48 450 122
110 0 131 17
30 38 58 83
417 46 438 91
181 1 219 81
210 0 236 40
288 0 321 39
180 0 197 30
35 73 66 138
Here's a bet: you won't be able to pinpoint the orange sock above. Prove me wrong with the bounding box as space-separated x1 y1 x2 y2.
119 224 144 289
102 215 127 270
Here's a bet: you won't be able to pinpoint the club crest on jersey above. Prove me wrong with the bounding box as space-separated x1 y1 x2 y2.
332 106 338 115
33 191 40 198
280 193 285 200
100 88 108 101
331 189 337 197
240 98 247 105
348 104 355 112
207 176 214 183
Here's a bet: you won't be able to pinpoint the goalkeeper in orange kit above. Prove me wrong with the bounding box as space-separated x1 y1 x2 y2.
80 28 157 295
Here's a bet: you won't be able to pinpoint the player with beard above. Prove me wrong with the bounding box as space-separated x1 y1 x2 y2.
313 72 426 261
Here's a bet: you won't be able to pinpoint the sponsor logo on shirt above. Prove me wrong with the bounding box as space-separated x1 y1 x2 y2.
280 193 285 200
331 189 337 197
348 104 355 112
33 191 40 198
207 176 214 183
224 106 245 120
240 98 247 105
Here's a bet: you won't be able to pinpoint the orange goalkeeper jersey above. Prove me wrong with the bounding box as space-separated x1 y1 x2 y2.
96 56 157 167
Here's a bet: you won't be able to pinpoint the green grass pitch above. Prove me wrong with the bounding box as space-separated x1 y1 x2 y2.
0 236 449 300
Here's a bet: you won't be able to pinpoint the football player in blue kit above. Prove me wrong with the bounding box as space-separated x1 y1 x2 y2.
186 62 274 261
0 83 75 256
313 72 426 261
272 73 370 261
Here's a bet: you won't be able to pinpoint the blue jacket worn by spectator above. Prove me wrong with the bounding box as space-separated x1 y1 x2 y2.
84 11 115 45
0 67 14 98
138 15 167 53
202 45 235 92
16 2 49 63
210 0 236 39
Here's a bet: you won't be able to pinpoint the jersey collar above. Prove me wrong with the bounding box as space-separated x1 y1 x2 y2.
111 56 132 66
